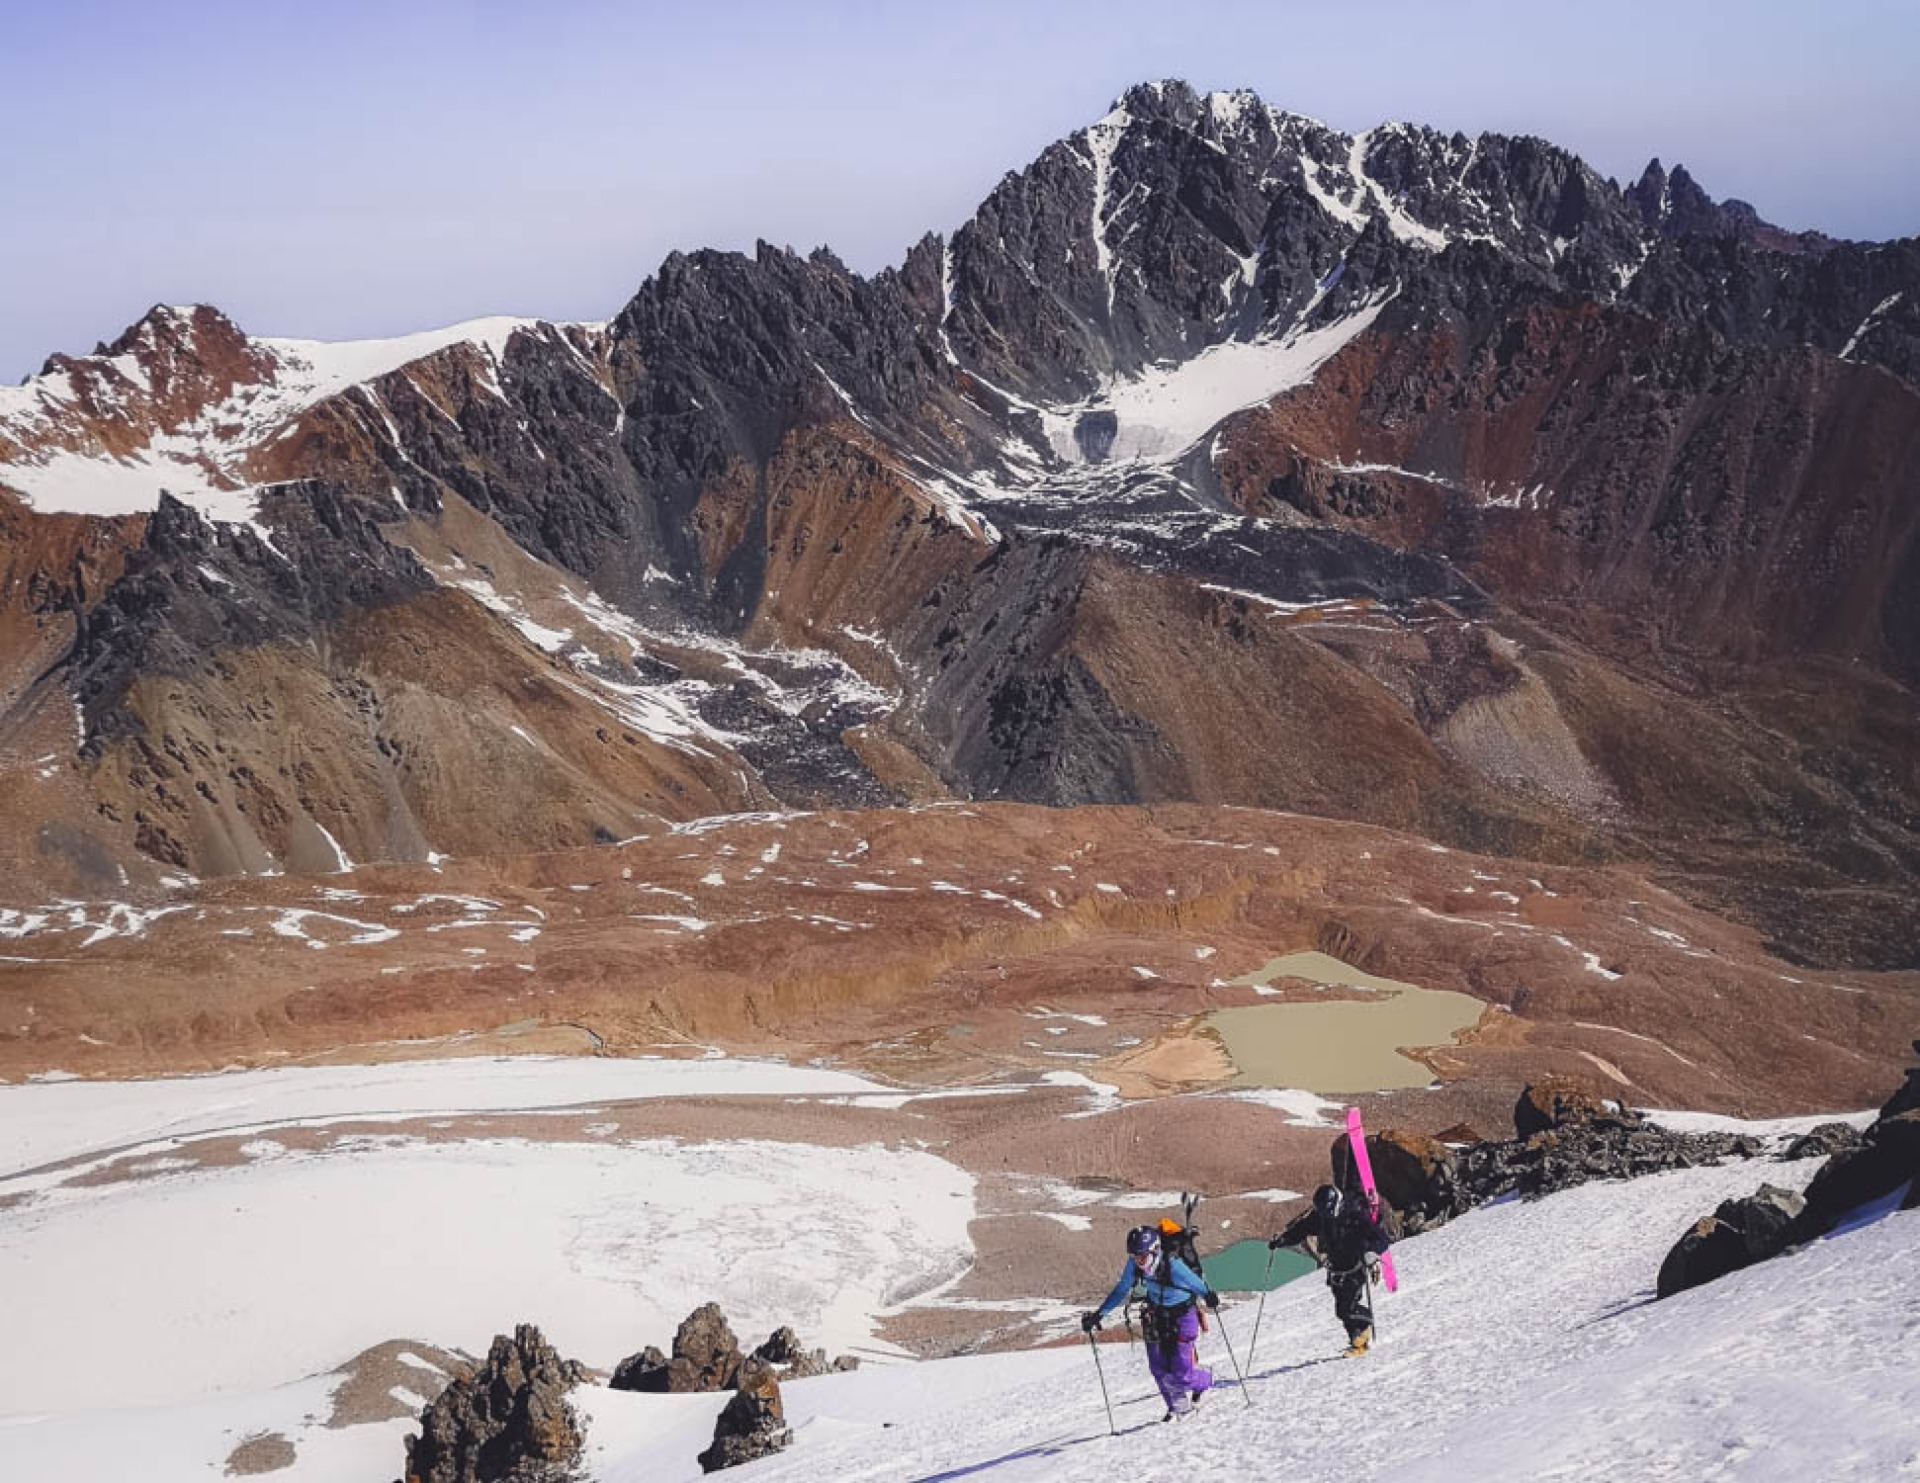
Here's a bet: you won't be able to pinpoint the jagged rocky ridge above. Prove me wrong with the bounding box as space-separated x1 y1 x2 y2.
2 80 1917 964
1344 1076 1776 1236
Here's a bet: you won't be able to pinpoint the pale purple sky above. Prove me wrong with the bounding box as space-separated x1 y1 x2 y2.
3 0 1916 382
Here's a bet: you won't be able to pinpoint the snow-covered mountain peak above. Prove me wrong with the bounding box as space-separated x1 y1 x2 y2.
0 308 558 519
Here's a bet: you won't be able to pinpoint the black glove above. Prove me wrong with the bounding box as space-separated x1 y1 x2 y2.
1267 1236 1287 1250
1365 1253 1383 1277
1080 1310 1102 1334
1203 1289 1220 1310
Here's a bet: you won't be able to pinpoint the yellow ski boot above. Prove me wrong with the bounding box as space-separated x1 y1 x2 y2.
1343 1327 1372 1357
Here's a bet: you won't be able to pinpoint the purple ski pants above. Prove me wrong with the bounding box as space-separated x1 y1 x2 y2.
1144 1305 1213 1411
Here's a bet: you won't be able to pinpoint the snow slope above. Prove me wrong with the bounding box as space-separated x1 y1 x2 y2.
0 1369 423 1483
0 1113 1912 1480
1040 299 1388 466
588 1158 1917 1482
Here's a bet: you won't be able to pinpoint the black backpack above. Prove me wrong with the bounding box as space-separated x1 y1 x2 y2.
1163 1191 1205 1277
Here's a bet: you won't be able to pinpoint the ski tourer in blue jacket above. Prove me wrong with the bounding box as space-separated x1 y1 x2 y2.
1080 1224 1218 1418
1091 1243 1211 1318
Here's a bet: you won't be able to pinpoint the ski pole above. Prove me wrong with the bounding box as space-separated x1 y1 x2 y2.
1211 1307 1254 1408
1086 1330 1117 1435
1247 1246 1277 1373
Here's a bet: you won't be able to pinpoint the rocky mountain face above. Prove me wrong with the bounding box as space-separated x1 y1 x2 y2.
2 79 1916 967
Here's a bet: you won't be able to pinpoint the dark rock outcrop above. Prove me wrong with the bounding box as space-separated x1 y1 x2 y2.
666 1302 743 1392
1460 1115 1764 1204
1513 1077 1617 1140
1656 1184 1806 1298
1791 1053 1920 1233
1333 1128 1465 1234
1658 1183 1804 1298
697 1357 792 1473
749 1325 858 1380
606 1345 667 1393
1658 1049 1920 1297
752 1326 806 1366
610 1303 743 1394
1790 1110 1920 1234
1781 1122 1864 1161
399 1324 585 1483
71 485 433 750
1880 1040 1920 1121
1447 1082 1764 1205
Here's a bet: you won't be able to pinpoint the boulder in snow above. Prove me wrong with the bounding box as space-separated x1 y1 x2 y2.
1659 1058 1920 1297
1335 1128 1466 1234
1791 1110 1920 1237
668 1302 744 1392
607 1345 668 1393
1656 1184 1805 1298
698 1357 793 1473
753 1326 806 1366
1781 1122 1863 1161
610 1303 743 1394
399 1323 585 1483
750 1325 857 1379
1513 1076 1625 1139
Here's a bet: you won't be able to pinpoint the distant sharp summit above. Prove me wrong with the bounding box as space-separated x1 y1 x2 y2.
2 78 1917 967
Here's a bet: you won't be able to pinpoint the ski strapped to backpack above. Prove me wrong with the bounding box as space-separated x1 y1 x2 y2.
1345 1108 1399 1292
1167 1194 1205 1276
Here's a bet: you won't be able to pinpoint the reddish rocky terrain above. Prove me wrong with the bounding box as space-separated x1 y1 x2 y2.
2 82 1916 1127
9 799 1914 1361
4 804 1910 1114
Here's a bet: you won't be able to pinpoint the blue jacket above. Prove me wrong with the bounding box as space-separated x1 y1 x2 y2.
1095 1253 1209 1318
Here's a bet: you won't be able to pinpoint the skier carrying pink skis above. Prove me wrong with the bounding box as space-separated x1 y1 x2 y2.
1270 1184 1391 1355
1081 1224 1219 1419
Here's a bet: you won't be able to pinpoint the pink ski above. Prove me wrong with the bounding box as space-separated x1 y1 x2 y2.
1345 1108 1399 1292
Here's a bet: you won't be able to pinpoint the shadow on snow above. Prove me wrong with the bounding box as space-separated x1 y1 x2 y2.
910 1369 1275 1480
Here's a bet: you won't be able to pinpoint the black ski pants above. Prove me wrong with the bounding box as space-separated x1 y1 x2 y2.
1329 1264 1373 1339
